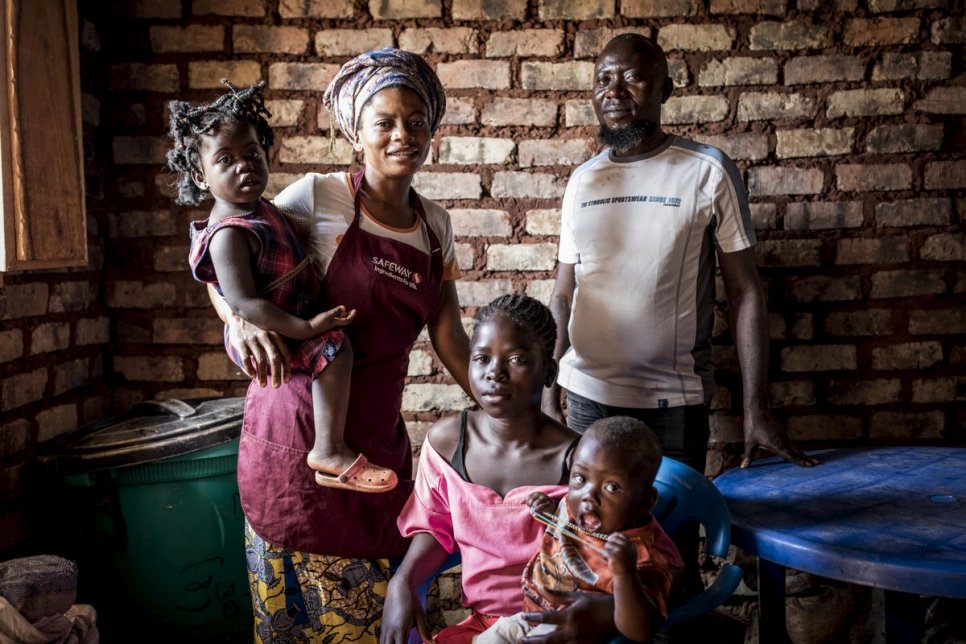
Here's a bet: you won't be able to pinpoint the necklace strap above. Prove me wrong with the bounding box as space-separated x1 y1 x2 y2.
529 507 608 556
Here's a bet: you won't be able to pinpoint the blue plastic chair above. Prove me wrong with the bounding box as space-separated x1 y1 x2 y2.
651 456 744 626
412 457 743 639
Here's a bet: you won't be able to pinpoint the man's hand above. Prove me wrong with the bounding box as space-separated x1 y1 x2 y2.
520 592 616 643
226 312 292 388
741 408 818 468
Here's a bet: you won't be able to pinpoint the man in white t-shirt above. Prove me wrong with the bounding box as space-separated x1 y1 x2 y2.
543 34 817 475
536 33 819 620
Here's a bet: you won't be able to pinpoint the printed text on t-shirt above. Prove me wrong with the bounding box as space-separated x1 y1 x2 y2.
581 195 682 208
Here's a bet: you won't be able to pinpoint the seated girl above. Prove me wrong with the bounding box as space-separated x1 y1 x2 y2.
381 294 633 643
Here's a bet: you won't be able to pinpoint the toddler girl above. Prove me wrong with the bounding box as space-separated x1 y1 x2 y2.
167 80 396 493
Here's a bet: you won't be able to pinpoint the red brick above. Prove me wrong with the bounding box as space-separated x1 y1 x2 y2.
369 0 441 19
870 411 943 439
835 237 909 265
150 25 224 53
452 0 525 20
538 0 613 19
437 61 510 90
870 270 946 299
659 24 734 51
486 30 562 57
279 0 352 18
828 378 901 405
400 28 478 55
787 275 862 302
844 17 920 46
315 29 393 57
825 309 895 336
234 25 309 54
788 415 862 441
194 0 264 15
781 345 857 371
269 63 339 91
836 164 912 192
749 21 827 50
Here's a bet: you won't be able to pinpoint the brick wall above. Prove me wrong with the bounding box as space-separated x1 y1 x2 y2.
0 0 963 548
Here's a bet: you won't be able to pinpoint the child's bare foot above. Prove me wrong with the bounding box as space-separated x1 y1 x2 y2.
307 447 359 479
308 448 397 493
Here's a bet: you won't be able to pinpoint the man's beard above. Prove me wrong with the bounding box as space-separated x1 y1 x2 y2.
599 121 657 152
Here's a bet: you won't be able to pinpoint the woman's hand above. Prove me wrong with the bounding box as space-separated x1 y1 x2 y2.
380 575 430 644
520 592 617 643
226 312 292 388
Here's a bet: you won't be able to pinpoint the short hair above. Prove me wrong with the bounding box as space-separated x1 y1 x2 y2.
166 80 274 206
585 416 663 487
473 293 557 364
602 33 669 81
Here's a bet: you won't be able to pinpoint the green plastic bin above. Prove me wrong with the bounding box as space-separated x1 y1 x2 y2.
44 397 252 642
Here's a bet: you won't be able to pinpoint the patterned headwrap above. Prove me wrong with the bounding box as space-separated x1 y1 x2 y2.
323 48 446 142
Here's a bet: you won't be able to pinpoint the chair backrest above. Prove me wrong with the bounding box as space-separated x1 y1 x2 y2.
652 456 743 626
653 456 731 561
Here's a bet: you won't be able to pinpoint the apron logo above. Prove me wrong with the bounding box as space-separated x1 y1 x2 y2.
371 256 419 290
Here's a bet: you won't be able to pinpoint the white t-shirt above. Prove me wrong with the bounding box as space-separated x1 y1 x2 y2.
273 172 460 280
557 136 755 408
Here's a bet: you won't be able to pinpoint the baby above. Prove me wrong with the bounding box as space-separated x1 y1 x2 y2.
477 416 683 643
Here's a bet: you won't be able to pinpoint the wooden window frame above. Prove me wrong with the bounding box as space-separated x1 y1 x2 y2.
0 0 87 272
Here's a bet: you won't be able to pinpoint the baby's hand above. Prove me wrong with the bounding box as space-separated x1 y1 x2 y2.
603 532 637 577
307 305 357 335
527 492 556 518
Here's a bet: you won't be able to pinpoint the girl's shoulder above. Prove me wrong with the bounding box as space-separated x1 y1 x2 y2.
425 413 463 463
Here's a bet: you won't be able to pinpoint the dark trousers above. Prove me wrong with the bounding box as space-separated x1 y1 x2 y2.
565 392 710 474
566 392 710 599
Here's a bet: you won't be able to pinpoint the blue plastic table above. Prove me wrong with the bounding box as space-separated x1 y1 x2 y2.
713 447 966 644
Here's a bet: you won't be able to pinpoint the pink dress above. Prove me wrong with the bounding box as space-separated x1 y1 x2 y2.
397 440 567 617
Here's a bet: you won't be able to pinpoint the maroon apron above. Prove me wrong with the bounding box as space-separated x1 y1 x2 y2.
237 171 444 558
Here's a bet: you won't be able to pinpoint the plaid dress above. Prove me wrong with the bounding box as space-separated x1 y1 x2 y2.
188 198 342 376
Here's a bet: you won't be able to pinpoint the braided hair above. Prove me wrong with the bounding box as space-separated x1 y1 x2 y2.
473 293 557 364
166 79 274 206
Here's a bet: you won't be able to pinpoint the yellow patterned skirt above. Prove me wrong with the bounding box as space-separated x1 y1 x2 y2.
244 519 390 643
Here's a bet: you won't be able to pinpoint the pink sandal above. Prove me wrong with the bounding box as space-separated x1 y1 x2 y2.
314 454 398 493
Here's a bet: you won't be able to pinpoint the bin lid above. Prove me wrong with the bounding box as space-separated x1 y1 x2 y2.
44 397 245 472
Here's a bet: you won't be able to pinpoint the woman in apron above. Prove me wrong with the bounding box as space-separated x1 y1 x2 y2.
211 49 472 642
